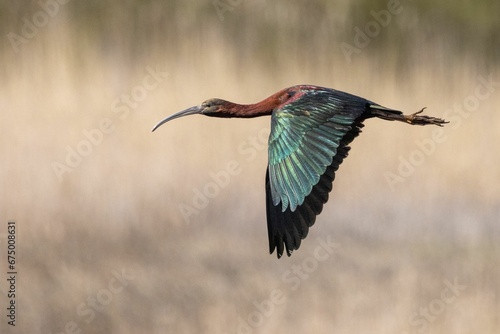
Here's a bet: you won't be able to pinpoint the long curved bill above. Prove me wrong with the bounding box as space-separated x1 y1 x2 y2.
151 105 202 132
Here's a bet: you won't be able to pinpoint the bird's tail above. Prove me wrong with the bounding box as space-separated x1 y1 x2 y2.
368 104 448 127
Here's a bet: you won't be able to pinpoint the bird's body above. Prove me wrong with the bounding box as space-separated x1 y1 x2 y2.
153 85 447 258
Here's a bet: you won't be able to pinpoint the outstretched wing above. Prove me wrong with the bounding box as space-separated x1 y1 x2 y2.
266 88 369 257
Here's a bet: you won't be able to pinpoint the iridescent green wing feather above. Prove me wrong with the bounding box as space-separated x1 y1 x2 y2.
268 89 367 212
266 88 369 257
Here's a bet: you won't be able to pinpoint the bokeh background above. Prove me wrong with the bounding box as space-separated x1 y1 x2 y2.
1 1 499 333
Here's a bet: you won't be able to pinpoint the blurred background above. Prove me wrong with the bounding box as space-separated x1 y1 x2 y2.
0 0 499 333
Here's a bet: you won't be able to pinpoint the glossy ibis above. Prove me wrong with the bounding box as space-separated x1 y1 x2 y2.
152 85 447 258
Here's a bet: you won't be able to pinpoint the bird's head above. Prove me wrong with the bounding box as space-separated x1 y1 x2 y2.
152 98 230 131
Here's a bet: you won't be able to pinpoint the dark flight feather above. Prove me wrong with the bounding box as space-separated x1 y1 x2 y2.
266 87 369 257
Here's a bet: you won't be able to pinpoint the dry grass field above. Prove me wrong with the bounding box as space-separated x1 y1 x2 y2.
1 1 499 333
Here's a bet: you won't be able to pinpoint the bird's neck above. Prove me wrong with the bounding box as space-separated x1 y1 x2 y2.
226 103 274 118
222 90 287 118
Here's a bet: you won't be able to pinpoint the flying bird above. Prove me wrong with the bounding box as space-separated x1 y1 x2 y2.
152 85 447 258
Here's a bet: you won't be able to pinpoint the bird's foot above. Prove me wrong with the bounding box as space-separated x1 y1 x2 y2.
405 107 425 124
404 107 449 127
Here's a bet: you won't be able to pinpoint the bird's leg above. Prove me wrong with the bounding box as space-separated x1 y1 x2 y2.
403 107 448 127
